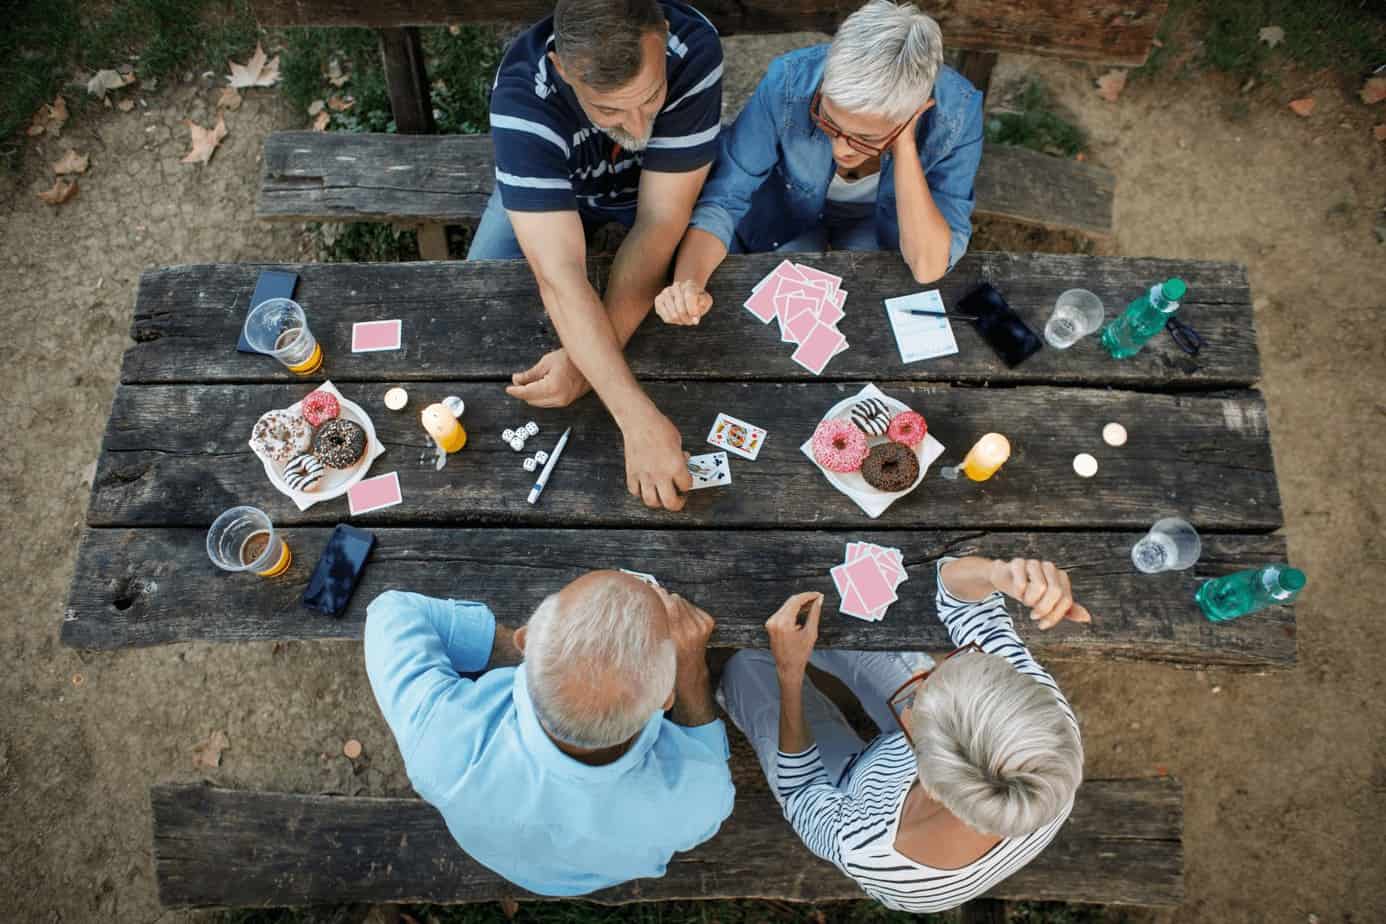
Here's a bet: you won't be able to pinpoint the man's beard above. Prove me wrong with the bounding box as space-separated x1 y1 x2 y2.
603 125 650 152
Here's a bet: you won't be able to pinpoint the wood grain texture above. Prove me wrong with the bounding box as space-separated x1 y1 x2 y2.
378 28 435 134
259 133 1114 237
151 778 1183 908
248 0 1168 65
63 527 1297 668
122 252 1257 387
86 382 1282 531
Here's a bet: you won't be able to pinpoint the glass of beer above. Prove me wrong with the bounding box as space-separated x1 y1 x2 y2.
243 298 323 375
206 506 293 577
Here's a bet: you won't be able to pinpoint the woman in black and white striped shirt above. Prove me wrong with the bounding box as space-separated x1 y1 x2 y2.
718 556 1089 913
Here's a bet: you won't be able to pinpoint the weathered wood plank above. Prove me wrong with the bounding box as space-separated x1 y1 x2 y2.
259 133 1114 238
122 253 1257 387
62 527 1296 668
247 0 1168 65
151 778 1183 909
377 28 435 134
86 382 1282 531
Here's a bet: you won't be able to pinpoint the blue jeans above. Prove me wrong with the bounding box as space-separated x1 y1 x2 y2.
466 189 637 260
731 201 881 255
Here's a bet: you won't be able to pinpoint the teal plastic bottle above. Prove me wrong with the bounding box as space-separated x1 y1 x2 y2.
1196 564 1306 622
1101 278 1188 359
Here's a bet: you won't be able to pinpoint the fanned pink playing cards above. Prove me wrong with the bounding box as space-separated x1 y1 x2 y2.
830 541 909 622
743 260 849 375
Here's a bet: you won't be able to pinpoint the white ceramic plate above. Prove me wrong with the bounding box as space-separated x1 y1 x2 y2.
249 382 385 511
817 392 933 500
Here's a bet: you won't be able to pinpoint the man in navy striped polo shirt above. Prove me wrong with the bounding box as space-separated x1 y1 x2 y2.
470 0 723 511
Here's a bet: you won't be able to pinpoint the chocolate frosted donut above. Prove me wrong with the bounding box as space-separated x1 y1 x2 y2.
860 442 920 492
314 418 367 469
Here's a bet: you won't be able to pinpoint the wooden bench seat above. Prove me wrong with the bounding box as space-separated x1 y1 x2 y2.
152 775 1183 909
258 131 1116 242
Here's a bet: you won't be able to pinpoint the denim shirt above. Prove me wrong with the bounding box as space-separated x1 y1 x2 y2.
363 590 736 897
689 45 983 267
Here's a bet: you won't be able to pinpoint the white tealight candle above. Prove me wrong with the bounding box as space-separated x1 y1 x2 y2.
384 387 408 411
1073 453 1099 478
1102 422 1128 447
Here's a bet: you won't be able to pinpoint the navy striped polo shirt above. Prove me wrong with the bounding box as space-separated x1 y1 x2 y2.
489 2 723 216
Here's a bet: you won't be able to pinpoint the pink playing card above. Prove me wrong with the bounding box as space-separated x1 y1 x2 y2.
743 285 779 323
793 263 843 297
791 323 847 375
783 308 819 344
816 299 845 326
348 471 402 515
842 556 899 611
832 564 872 617
352 320 402 352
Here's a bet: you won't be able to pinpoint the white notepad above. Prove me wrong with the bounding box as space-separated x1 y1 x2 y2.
883 290 960 363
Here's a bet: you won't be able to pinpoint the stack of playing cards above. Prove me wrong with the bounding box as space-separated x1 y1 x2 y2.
830 542 909 622
743 260 849 375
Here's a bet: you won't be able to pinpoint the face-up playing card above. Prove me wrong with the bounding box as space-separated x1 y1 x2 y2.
707 413 767 461
619 569 659 587
348 471 403 515
791 322 848 375
686 451 731 489
352 320 403 352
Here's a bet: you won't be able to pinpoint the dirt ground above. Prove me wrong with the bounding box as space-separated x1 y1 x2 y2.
2 33 1384 924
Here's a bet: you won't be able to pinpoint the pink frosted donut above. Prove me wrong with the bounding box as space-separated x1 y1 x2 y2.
887 410 927 448
812 419 869 473
301 389 340 427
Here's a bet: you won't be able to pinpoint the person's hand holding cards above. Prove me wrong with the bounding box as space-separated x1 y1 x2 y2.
655 280 714 326
765 591 824 680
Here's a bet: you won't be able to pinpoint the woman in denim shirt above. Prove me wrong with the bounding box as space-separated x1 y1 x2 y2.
654 0 983 325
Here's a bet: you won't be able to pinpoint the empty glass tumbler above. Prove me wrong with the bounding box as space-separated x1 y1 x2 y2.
243 298 323 375
1044 289 1106 349
206 506 293 577
1131 517 1201 574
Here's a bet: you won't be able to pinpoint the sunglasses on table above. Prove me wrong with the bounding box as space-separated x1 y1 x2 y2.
887 643 983 748
810 90 914 158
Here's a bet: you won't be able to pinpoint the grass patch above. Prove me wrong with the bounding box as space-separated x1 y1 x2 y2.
984 80 1086 158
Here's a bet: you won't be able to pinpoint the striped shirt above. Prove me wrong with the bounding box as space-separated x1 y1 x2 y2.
488 2 723 216
775 561 1079 913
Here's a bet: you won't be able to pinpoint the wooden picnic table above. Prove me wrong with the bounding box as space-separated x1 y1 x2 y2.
63 251 1294 669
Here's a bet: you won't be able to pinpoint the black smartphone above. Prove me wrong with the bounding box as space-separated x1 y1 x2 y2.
238 270 299 353
957 283 1043 368
302 524 376 617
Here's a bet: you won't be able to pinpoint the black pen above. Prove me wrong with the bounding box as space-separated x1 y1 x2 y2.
893 306 974 321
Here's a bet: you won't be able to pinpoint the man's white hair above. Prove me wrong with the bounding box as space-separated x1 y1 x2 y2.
909 651 1083 838
524 578 676 749
822 0 944 123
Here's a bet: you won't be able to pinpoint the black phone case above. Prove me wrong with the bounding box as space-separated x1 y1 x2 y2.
958 284 1043 368
302 525 376 617
238 270 300 353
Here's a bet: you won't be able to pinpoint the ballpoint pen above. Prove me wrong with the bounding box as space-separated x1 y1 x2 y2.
527 427 571 505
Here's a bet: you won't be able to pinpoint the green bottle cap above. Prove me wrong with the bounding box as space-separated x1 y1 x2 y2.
1279 568 1306 592
1161 278 1187 301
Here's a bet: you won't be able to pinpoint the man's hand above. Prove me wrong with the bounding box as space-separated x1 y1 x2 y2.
654 280 714 326
660 589 717 727
623 407 692 511
986 558 1093 630
506 348 591 408
765 592 824 682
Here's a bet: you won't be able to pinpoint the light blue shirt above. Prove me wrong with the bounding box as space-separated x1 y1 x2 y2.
363 590 736 897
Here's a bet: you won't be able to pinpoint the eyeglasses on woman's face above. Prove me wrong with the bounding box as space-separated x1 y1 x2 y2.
810 90 914 158
888 643 983 748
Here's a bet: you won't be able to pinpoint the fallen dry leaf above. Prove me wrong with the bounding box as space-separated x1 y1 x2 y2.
1375 124 1386 142
327 58 349 88
27 95 68 136
1075 151 1087 162
1257 25 1284 48
217 87 243 111
1361 77 1386 106
327 95 353 112
192 730 229 769
311 110 330 131
227 43 280 88
120 98 137 112
180 114 228 165
36 177 79 205
51 149 90 175
87 68 136 98
498 899 519 920
307 98 325 116
1288 97 1315 117
1096 70 1127 103
343 739 363 759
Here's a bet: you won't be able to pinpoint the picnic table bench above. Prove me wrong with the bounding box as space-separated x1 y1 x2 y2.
66 249 1291 912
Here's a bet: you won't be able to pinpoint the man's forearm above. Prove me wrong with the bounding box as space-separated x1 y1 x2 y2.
670 666 718 727
488 625 524 668
777 673 813 753
893 139 952 282
538 273 655 424
604 217 689 344
671 227 729 292
939 556 997 602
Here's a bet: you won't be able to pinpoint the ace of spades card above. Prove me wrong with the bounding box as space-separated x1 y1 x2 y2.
687 451 732 490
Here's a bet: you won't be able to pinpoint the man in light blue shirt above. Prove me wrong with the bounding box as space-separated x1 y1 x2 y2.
364 570 734 896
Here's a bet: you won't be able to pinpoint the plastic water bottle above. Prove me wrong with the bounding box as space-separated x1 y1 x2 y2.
1101 278 1187 359
1195 564 1306 622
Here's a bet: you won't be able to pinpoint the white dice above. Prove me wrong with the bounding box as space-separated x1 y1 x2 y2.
502 428 516 442
525 421 540 437
509 436 526 452
534 450 549 464
522 457 539 472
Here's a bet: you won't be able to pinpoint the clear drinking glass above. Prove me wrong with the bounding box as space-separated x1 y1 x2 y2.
1131 517 1201 573
206 506 293 577
1044 289 1106 350
243 298 323 375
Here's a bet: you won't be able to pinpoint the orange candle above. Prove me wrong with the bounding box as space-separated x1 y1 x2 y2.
960 433 1010 482
422 403 467 453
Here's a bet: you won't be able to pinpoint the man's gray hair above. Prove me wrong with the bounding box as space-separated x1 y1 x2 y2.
822 0 944 123
524 579 676 749
909 651 1083 838
554 0 668 92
